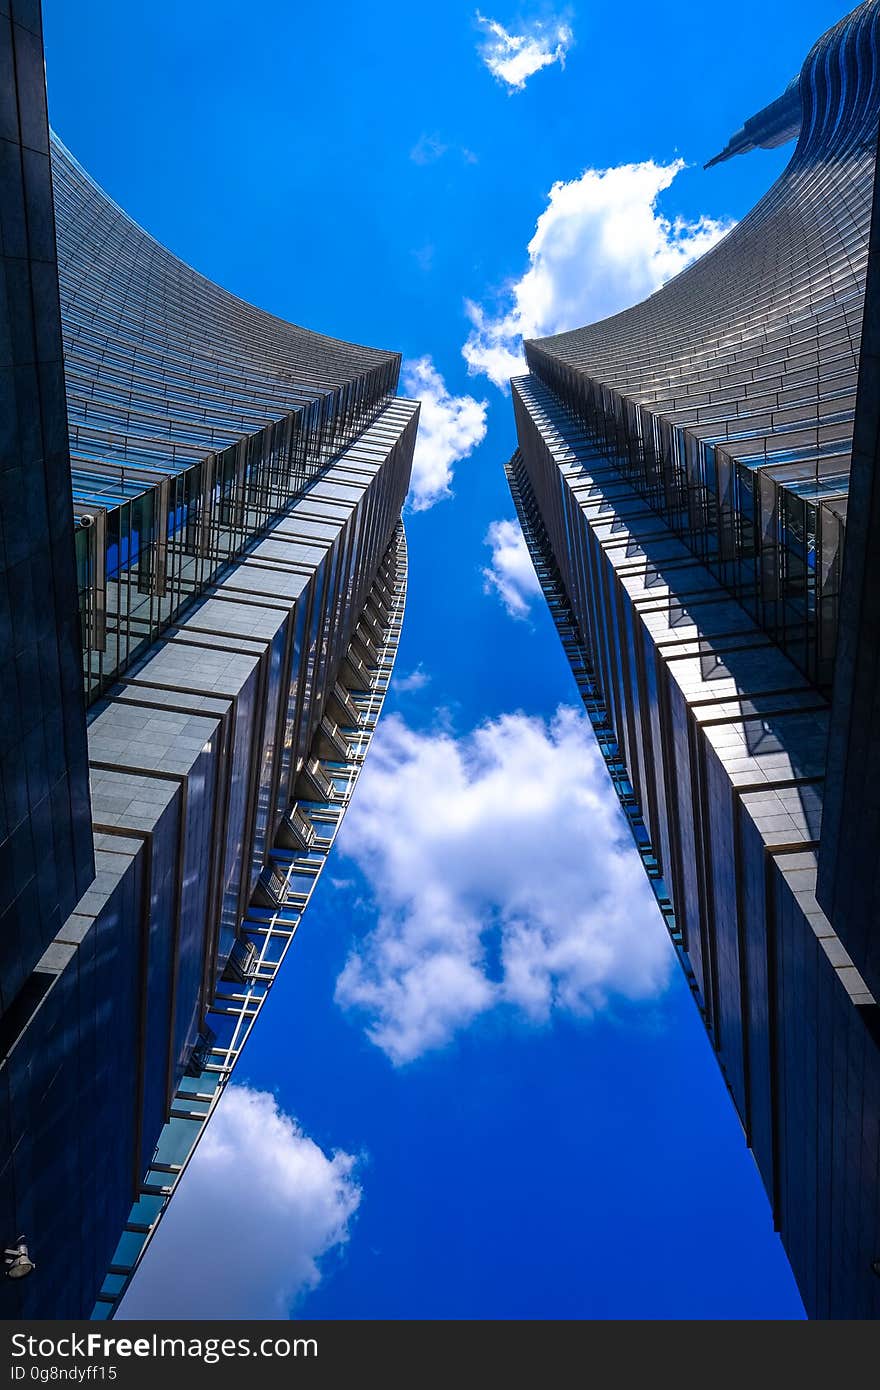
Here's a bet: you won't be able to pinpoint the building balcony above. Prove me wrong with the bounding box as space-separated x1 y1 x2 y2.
329 682 360 728
277 803 316 852
253 861 290 909
352 628 379 668
366 592 391 631
317 715 350 761
184 1027 216 1078
222 937 257 984
360 601 387 645
341 649 373 692
295 757 335 803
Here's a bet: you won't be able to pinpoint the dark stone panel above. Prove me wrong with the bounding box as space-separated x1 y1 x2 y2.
0 7 92 1012
819 123 880 1002
11 20 48 155
0 852 143 1318
220 663 260 946
737 808 775 1200
639 631 674 881
704 743 748 1122
171 742 220 1084
10 2 42 40
734 825 880 1319
140 794 183 1173
666 679 709 999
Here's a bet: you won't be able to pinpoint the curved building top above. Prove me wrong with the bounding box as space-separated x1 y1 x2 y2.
523 0 880 689
50 135 407 700
51 135 401 521
704 76 802 168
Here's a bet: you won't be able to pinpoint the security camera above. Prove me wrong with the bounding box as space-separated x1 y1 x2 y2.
4 1238 34 1280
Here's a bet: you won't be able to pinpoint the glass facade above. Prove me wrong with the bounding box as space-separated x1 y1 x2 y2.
0 15 419 1322
51 139 401 701
94 526 408 1317
525 1 880 692
509 2 880 1318
0 5 93 1022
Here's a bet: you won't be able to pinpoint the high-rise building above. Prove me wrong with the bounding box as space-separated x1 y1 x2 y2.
507 2 880 1318
0 6 417 1318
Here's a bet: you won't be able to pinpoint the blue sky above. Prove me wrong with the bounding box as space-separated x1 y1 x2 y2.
42 0 852 1320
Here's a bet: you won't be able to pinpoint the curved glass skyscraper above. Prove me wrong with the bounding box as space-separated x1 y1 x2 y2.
0 5 417 1319
52 136 403 705
508 1 880 1318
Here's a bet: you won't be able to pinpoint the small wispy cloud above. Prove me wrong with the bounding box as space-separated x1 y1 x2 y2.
475 11 573 91
395 664 431 693
402 357 488 511
410 132 448 165
409 133 480 167
482 518 542 619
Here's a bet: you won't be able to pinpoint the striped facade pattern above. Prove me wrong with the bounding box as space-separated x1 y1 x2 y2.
0 22 418 1321
509 2 880 1317
52 136 401 701
526 1 880 693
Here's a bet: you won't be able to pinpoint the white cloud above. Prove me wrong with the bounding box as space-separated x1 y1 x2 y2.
118 1087 361 1320
395 664 431 693
463 159 734 388
410 132 448 165
476 11 573 91
482 518 542 618
410 134 478 167
403 357 488 510
335 707 672 1065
